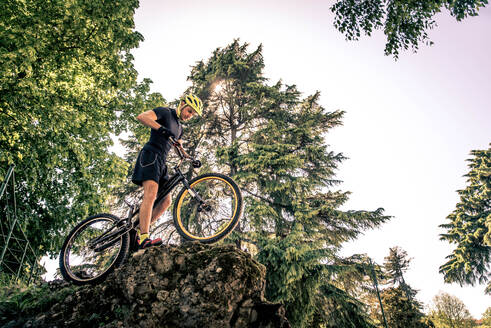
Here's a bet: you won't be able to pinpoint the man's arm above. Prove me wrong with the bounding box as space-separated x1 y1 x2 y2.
136 110 161 130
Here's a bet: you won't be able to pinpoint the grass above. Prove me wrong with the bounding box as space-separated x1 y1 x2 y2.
0 279 79 325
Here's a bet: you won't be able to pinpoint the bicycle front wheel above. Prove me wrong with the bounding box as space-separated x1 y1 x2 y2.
173 173 243 244
59 213 129 285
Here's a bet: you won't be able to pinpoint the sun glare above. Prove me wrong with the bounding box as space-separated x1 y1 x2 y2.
214 82 224 94
210 78 227 96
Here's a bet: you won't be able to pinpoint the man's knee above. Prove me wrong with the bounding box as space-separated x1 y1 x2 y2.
142 180 159 200
155 195 171 211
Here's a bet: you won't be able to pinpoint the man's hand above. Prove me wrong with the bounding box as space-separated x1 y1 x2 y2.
136 109 176 139
172 139 183 149
157 126 173 138
171 139 191 159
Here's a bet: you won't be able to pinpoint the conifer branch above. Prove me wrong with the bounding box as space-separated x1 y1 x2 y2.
242 188 289 208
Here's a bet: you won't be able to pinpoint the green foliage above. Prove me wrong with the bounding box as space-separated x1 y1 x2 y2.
331 0 489 58
363 247 432 328
439 145 491 293
0 0 143 254
481 307 491 326
314 281 376 328
0 282 78 325
383 246 416 299
256 225 376 328
380 286 428 328
255 225 331 327
186 39 391 327
383 247 410 284
429 292 476 328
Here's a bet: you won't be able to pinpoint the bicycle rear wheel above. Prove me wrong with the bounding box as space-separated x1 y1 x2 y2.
173 173 243 244
59 213 129 285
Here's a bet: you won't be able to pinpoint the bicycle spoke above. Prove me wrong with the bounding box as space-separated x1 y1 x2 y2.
177 176 238 239
64 218 122 281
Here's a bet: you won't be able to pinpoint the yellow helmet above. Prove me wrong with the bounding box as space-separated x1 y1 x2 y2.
182 94 203 116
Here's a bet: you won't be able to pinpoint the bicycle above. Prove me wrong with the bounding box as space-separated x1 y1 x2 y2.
59 137 243 285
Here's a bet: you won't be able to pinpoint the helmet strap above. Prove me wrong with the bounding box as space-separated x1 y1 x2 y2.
176 101 184 119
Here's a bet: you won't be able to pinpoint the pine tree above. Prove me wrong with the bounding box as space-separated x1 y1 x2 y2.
184 39 391 327
378 247 430 328
383 246 414 299
255 224 331 327
256 226 377 328
439 145 491 294
379 287 428 328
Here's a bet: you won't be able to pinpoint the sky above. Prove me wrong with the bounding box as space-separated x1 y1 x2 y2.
129 0 490 318
44 0 490 318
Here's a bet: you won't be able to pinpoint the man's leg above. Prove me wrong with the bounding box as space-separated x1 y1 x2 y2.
139 180 159 235
150 194 172 224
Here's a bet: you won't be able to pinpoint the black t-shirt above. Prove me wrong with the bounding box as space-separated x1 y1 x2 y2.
142 107 182 159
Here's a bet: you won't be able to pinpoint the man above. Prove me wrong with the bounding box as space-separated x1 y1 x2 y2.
131 94 203 249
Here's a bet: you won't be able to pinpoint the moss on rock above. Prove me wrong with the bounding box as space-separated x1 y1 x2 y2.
1 242 289 328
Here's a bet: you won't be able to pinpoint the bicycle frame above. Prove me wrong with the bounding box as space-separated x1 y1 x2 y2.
127 165 190 221
91 137 201 251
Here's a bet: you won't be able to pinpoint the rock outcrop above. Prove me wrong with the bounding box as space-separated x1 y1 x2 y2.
2 242 290 328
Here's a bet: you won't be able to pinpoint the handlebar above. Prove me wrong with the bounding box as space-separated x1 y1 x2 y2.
168 136 201 169
168 136 190 158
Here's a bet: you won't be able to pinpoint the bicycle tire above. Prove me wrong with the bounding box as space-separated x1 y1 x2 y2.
173 173 243 244
59 213 129 285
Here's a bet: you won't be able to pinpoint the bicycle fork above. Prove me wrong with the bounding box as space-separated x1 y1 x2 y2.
182 179 212 213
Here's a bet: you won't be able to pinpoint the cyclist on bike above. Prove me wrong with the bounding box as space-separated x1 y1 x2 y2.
131 94 203 249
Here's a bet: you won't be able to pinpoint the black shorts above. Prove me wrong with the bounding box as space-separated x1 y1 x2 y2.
131 148 169 189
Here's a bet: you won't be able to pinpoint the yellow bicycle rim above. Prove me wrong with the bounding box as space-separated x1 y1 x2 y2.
176 176 238 240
